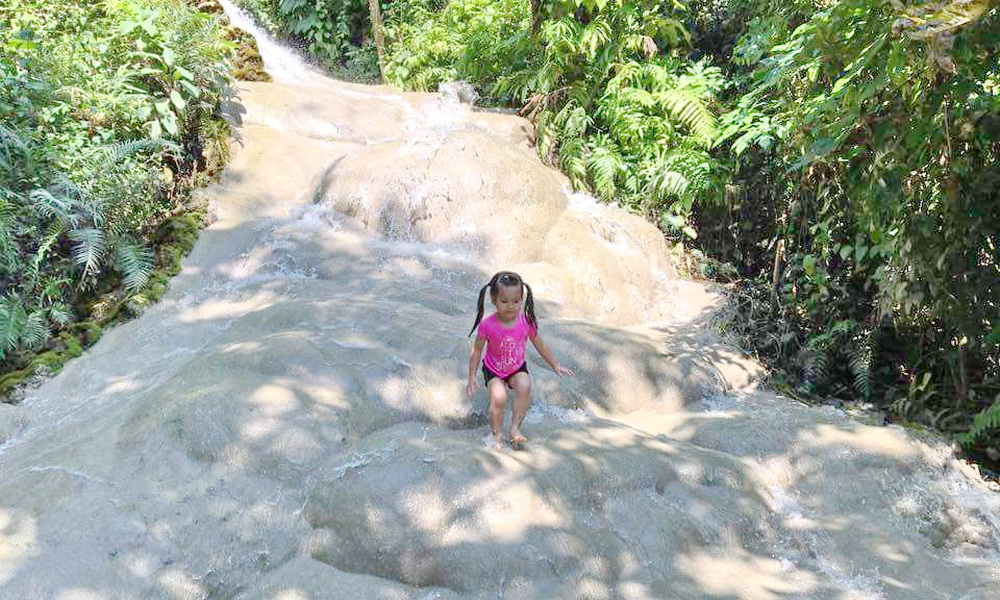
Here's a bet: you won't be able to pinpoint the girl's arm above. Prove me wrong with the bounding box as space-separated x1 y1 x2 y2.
466 337 486 396
530 334 574 377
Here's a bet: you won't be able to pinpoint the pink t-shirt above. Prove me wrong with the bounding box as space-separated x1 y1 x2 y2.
477 313 537 378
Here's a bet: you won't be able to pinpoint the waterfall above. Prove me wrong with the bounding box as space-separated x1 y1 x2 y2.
218 0 325 85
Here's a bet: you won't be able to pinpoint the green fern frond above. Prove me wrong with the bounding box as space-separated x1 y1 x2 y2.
37 276 71 307
0 294 44 356
679 60 728 98
849 332 873 401
558 137 588 189
621 33 647 57
586 140 624 201
959 394 1000 446
620 169 641 196
533 61 563 97
29 189 76 224
28 222 67 285
0 193 17 272
565 80 594 110
535 109 561 163
641 62 675 91
579 16 612 60
22 311 47 351
607 60 643 88
115 238 154 293
47 303 73 327
927 407 964 433
654 88 717 144
619 87 657 109
892 395 921 422
799 346 830 389
81 139 179 171
0 294 26 355
50 174 86 203
553 101 592 138
540 18 581 57
644 166 690 201
0 123 32 179
69 227 106 283
598 92 655 146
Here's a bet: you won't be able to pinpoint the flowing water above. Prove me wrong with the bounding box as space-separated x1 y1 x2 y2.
0 5 998 598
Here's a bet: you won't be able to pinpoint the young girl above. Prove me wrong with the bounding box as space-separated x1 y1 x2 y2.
466 271 573 450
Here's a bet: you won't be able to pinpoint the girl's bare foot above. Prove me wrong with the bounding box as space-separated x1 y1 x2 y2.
492 434 505 450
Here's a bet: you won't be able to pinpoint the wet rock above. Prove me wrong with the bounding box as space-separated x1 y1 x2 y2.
0 403 23 444
438 80 479 106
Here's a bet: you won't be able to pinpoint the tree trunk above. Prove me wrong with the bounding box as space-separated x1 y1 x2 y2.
368 0 386 82
771 237 785 293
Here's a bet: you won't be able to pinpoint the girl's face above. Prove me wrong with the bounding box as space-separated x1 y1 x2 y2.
492 284 523 321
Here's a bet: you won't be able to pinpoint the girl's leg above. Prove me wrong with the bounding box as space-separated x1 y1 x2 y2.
508 372 532 442
487 379 508 449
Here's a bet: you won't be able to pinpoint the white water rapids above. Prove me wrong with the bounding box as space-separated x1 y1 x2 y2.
0 4 998 598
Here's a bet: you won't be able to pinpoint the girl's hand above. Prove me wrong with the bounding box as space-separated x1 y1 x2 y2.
466 379 479 397
555 365 574 378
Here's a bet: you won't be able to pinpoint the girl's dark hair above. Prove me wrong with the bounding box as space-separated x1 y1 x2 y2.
468 271 536 336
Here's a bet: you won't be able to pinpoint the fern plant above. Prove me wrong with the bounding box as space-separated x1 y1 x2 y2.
534 57 723 238
849 328 874 401
383 0 531 95
960 395 1000 447
0 140 165 362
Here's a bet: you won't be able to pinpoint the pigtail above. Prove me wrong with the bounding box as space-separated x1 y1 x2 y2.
468 280 492 337
523 283 538 332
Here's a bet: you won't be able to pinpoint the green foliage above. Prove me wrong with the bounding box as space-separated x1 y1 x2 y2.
0 294 46 358
0 0 234 376
265 0 379 80
542 58 722 239
382 0 531 95
704 0 1000 448
960 394 1000 447
234 0 283 34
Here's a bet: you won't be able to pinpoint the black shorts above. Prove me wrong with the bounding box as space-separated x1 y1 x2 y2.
482 362 528 388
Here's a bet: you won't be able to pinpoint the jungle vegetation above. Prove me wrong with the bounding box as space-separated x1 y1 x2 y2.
0 0 242 394
241 0 999 463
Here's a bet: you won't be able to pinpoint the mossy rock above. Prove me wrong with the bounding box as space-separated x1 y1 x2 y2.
53 332 85 358
153 212 205 276
66 321 103 347
146 278 170 303
29 350 69 372
154 212 205 245
182 0 269 81
184 0 223 15
0 367 33 402
226 28 270 82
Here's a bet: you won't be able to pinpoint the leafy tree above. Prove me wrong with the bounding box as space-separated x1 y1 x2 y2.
711 0 999 448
